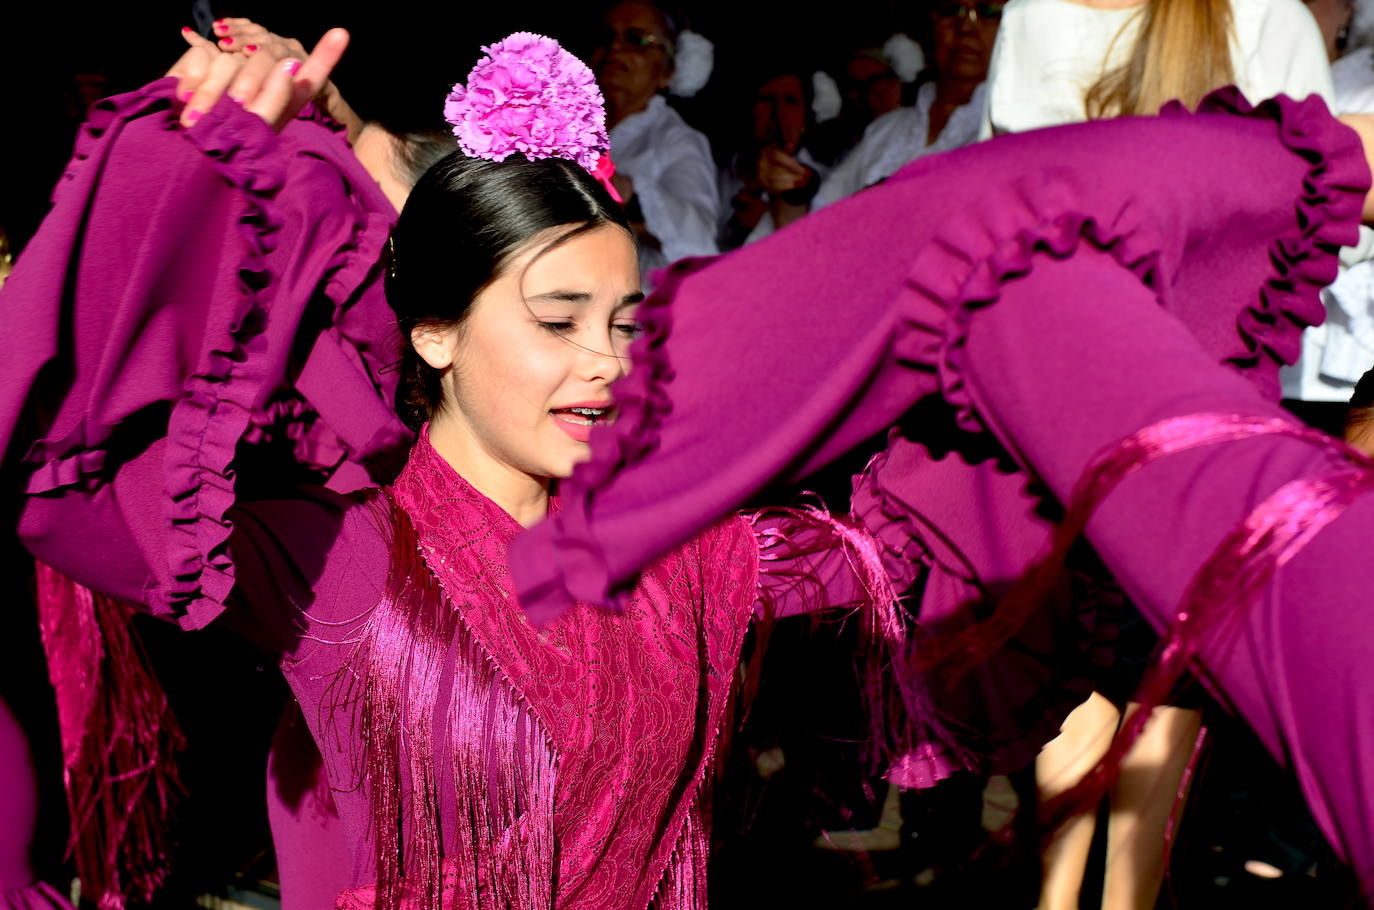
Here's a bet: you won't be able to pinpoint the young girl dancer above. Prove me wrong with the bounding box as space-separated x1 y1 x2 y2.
5 30 976 909
11 25 1374 910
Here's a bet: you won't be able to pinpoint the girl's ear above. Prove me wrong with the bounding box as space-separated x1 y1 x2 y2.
411 324 460 370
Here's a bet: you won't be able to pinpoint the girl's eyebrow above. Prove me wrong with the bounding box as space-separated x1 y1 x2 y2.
529 290 591 303
528 290 644 310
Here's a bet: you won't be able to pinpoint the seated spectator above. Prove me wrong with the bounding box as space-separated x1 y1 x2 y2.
810 0 998 214
717 58 831 250
592 1 721 276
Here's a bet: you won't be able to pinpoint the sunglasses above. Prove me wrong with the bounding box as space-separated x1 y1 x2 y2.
933 1 1005 22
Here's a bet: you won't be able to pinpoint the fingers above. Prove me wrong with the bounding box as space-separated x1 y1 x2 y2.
757 148 810 192
179 26 217 51
178 27 350 133
213 17 269 52
225 42 281 105
181 51 244 127
1338 114 1374 223
293 28 350 100
241 58 302 128
166 44 215 103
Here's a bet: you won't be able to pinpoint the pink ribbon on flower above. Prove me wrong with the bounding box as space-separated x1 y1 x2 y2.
591 152 623 204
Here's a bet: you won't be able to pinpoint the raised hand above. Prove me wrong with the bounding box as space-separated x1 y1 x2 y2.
167 26 350 132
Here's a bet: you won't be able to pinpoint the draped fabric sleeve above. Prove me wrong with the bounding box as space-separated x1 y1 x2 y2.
0 78 410 629
507 89 1374 876
509 89 1366 622
954 240 1374 887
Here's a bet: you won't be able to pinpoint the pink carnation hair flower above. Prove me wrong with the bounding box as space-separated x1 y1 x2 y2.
444 32 611 174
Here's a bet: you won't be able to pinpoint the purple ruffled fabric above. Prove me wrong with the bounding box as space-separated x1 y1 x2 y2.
511 88 1365 619
508 90 1367 782
2 78 410 628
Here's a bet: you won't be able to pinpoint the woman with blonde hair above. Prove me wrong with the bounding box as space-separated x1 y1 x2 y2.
982 0 1332 135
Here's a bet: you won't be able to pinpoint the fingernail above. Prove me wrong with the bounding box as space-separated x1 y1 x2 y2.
181 26 194 34
183 108 203 126
179 90 194 103
284 60 302 76
229 94 245 105
245 44 258 53
220 37 234 46
213 19 227 33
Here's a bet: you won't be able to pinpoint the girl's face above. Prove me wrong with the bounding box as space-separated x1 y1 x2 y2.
753 74 807 152
416 223 642 485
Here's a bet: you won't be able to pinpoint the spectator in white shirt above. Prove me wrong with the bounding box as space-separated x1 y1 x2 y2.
592 2 721 276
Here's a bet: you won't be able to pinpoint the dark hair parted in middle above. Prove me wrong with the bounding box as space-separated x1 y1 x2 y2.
386 152 632 431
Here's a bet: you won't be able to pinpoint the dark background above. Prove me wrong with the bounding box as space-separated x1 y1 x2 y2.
1 0 921 254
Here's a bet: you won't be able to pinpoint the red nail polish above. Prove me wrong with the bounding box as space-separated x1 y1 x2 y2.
179 90 194 103
285 61 302 76
184 109 203 124
181 26 193 33
245 44 258 52
221 37 234 46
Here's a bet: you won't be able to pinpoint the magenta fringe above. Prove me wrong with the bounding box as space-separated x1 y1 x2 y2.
32 562 184 910
332 497 558 910
750 502 974 790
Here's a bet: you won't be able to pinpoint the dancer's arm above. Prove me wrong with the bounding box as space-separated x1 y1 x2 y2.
955 240 1374 889
5 29 405 635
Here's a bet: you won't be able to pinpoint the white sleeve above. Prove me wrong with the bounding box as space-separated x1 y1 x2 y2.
979 19 1009 140
634 128 721 263
1236 0 1335 105
812 111 909 211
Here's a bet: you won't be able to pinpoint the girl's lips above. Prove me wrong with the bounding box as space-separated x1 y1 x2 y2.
549 404 615 443
552 411 595 443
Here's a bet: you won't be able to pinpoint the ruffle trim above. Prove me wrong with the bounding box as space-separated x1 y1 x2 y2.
159 88 287 625
929 89 1366 433
1179 88 1369 385
511 89 1368 619
160 88 401 626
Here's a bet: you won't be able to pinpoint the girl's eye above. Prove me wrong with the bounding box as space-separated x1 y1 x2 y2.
539 321 576 333
614 322 644 338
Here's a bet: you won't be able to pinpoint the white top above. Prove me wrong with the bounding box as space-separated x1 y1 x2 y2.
609 95 721 273
981 0 1334 137
810 81 988 214
981 0 1347 400
1294 49 1374 402
1334 45 1374 113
